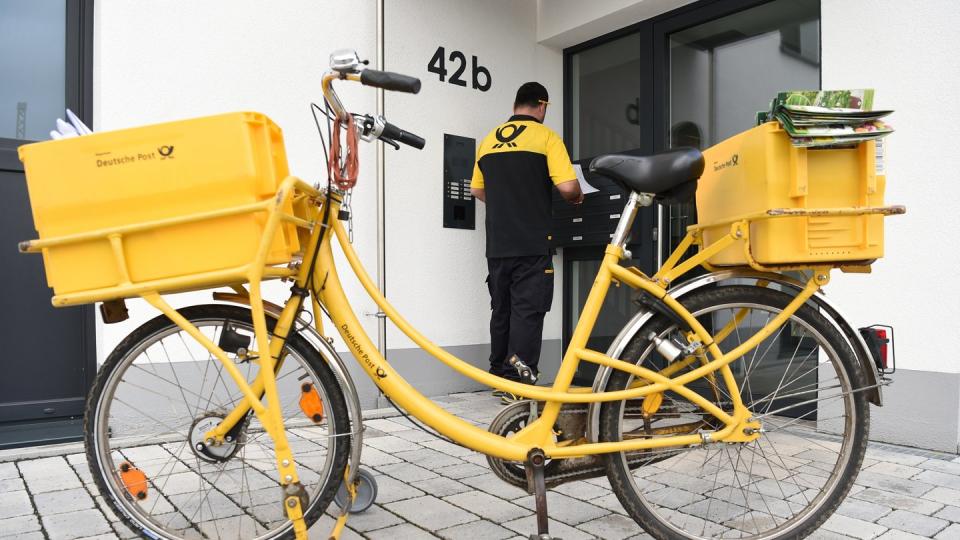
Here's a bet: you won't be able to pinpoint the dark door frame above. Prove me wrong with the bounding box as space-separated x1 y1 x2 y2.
559 0 818 359
0 0 96 439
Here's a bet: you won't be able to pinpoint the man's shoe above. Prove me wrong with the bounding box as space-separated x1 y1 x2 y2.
491 389 507 398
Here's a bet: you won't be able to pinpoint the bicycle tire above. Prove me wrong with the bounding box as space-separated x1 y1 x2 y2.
599 285 869 540
84 304 350 540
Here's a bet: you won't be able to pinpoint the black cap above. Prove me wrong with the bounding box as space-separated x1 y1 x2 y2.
515 82 548 108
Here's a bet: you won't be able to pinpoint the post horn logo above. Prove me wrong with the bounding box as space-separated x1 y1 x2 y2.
493 124 526 149
158 145 175 159
375 367 388 379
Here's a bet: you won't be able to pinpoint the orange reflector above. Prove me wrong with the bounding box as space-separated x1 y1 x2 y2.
642 392 663 417
299 382 324 423
119 461 148 500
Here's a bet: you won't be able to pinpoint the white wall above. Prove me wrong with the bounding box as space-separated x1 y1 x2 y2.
537 0 696 48
822 0 960 376
93 1 565 380
382 0 564 354
93 0 380 360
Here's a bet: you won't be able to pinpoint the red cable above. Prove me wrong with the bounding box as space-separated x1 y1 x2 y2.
330 114 359 190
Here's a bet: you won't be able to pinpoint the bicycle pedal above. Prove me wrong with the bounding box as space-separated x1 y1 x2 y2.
507 355 538 385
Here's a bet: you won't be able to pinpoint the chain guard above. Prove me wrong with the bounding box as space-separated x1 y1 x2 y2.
486 399 702 490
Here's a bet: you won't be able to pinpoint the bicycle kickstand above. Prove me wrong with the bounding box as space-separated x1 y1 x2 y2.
525 448 560 540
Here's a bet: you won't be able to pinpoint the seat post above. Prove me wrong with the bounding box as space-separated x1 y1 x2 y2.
610 191 653 253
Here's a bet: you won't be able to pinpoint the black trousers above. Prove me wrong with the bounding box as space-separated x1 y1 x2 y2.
486 255 554 381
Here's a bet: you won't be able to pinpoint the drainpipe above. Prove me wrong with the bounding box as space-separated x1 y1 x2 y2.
375 0 387 408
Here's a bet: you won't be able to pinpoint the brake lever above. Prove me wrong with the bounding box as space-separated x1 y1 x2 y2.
380 138 400 150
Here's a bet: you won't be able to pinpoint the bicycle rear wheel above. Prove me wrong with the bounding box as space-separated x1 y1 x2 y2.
599 285 869 539
85 304 350 540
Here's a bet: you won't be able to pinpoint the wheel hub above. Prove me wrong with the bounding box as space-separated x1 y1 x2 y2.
189 413 242 463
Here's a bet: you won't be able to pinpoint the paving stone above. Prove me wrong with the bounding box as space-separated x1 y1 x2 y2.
460 472 529 500
410 476 472 497
308 512 365 539
855 488 944 515
444 490 530 522
377 461 440 483
33 486 96 515
0 532 44 540
877 509 950 537
392 429 439 443
334 503 403 532
502 515 594 540
0 476 24 492
0 514 41 537
915 470 960 491
437 519 515 540
875 529 936 540
837 497 893 522
357 446 404 466
918 459 960 476
365 418 409 433
112 520 141 539
41 509 113 540
514 491 609 525
865 450 929 467
0 462 19 480
924 487 960 507
434 462 489 480
863 461 925 480
17 456 82 493
935 505 960 523
0 490 33 519
552 480 612 500
419 439 477 458
385 495 479 531
365 435 424 453
854 471 936 497
577 513 646 539
936 524 960 540
807 529 854 539
823 513 888 539
365 523 440 539
75 534 119 540
589 493 629 515
373 474 426 504
393 448 464 469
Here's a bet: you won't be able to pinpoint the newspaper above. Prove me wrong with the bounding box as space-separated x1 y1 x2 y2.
764 89 895 148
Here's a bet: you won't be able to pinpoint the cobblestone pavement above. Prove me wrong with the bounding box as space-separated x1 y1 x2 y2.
1 391 959 539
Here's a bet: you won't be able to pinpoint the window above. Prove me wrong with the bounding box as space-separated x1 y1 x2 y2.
569 32 645 161
0 2 67 141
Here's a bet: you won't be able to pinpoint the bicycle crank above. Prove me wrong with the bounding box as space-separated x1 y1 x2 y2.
486 400 701 490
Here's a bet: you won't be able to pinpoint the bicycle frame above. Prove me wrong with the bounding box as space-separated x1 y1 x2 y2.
179 182 849 465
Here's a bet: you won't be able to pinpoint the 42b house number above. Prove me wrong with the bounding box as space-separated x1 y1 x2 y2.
427 46 491 92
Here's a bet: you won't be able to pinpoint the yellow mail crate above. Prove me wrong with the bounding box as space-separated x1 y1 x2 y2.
696 122 886 267
18 112 300 298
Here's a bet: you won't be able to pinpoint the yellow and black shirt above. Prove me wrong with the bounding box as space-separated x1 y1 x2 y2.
471 115 575 258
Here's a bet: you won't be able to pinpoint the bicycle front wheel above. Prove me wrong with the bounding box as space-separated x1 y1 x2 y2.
85 304 350 540
599 285 869 540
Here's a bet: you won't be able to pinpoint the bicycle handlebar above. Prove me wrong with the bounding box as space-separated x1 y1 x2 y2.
359 69 422 94
381 120 425 149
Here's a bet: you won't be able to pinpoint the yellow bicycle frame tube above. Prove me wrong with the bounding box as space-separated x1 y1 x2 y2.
305 196 822 460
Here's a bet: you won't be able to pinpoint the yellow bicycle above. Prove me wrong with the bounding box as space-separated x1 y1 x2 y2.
17 49 902 540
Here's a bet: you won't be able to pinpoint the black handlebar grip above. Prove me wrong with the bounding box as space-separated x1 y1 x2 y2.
381 121 426 150
360 69 422 94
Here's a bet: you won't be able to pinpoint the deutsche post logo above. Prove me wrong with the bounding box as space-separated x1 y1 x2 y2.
158 145 175 159
493 124 526 148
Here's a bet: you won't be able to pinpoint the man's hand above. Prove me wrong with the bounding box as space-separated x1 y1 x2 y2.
556 179 584 205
